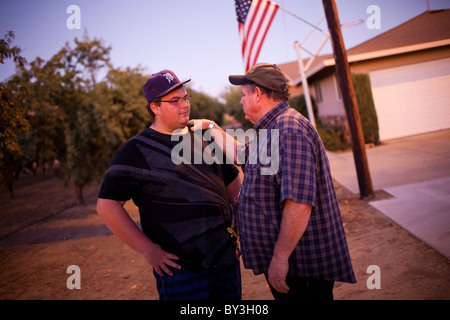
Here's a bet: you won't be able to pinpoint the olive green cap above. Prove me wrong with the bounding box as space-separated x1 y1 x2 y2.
228 63 288 93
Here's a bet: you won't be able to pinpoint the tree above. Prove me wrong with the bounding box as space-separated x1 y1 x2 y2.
289 94 319 122
220 85 252 128
10 57 66 176
0 31 26 66
3 34 114 204
0 82 29 198
48 34 115 204
188 86 225 125
104 66 150 139
1 30 234 204
0 31 29 198
63 89 121 204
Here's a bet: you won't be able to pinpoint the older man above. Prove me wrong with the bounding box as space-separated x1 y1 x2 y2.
190 63 355 300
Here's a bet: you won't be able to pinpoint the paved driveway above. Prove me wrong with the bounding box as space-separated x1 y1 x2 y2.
328 129 450 259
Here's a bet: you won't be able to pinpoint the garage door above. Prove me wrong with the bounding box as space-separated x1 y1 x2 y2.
369 57 450 141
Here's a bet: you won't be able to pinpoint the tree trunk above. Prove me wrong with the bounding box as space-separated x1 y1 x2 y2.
7 182 15 199
75 183 85 206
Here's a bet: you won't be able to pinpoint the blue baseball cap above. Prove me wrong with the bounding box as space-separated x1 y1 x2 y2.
143 70 191 104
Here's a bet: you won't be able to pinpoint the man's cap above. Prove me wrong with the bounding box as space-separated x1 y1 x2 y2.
228 63 287 93
143 70 191 104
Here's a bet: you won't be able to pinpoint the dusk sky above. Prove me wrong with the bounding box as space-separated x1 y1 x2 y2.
1 0 448 98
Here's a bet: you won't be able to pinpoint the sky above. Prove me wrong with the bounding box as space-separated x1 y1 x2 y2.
1 0 449 99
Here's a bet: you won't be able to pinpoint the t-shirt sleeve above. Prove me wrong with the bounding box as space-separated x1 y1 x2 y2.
221 163 240 187
98 141 146 201
279 131 317 207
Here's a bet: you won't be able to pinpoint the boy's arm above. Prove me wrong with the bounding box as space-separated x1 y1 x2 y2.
96 198 181 276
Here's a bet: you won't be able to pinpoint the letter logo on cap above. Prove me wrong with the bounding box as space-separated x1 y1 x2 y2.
163 72 174 83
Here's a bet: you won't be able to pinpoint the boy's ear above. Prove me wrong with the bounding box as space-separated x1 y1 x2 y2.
150 102 160 116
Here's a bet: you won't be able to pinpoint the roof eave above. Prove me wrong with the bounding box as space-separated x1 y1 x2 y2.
347 39 450 63
289 39 450 86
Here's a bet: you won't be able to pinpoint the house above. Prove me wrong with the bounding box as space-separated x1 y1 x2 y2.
279 9 450 141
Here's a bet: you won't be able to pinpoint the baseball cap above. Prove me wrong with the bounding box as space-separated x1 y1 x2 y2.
143 70 191 104
228 63 287 93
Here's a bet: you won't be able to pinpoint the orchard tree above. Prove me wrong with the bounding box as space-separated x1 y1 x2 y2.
10 57 66 175
0 82 29 198
105 66 149 139
48 34 117 204
188 86 225 125
2 30 233 204
220 85 251 128
0 31 28 198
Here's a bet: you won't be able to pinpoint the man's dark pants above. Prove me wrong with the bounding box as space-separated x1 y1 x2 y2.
264 274 334 301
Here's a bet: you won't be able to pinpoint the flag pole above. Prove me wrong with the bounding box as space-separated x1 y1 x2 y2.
276 3 327 127
294 41 316 128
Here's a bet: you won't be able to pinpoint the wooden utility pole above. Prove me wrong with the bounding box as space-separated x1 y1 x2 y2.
322 0 374 198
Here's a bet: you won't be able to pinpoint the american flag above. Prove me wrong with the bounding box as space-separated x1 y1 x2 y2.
235 0 279 71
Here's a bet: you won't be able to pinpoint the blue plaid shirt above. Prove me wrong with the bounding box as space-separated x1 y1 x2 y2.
238 102 356 283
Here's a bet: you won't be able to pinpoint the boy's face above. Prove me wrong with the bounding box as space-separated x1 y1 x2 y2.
152 86 190 133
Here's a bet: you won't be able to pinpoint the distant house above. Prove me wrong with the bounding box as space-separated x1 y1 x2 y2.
279 9 450 141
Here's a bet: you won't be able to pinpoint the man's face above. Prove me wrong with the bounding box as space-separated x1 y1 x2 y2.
154 86 190 132
240 85 259 124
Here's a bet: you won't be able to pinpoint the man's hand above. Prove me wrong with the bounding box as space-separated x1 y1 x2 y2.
268 256 290 294
269 200 312 294
143 242 180 277
187 119 212 131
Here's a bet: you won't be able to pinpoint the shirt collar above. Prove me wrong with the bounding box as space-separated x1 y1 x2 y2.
253 101 289 130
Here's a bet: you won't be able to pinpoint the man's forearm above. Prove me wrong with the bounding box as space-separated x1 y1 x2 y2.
268 199 312 293
273 199 312 261
210 125 241 164
188 119 241 164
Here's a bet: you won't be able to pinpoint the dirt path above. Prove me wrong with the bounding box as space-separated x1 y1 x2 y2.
0 175 449 300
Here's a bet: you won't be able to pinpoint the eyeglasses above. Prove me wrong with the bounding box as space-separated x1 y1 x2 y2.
159 94 192 104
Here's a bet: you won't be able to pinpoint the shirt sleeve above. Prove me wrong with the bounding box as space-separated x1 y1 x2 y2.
279 131 317 207
98 141 146 201
221 163 240 187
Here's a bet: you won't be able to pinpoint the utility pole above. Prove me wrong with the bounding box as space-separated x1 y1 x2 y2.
322 0 374 198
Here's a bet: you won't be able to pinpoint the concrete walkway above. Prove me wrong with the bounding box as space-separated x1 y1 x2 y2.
327 129 450 259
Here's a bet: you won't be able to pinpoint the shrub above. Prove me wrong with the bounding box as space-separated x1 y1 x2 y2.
289 94 350 151
289 94 318 122
317 124 351 151
351 73 380 145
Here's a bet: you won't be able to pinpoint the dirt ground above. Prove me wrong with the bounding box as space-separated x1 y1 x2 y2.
0 173 449 300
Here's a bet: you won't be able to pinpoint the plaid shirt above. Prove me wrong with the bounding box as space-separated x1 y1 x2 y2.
238 102 356 283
